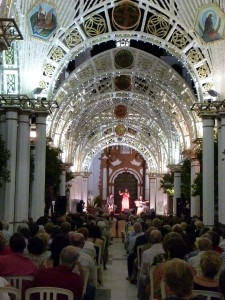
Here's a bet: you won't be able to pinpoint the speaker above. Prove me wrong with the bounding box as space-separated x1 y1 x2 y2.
56 196 67 215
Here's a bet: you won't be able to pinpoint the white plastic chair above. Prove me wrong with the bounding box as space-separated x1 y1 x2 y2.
0 286 21 300
82 269 90 298
25 287 74 300
4 276 33 290
192 290 223 300
95 244 104 286
149 265 156 300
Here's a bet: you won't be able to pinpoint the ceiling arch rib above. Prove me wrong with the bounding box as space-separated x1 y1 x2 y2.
26 0 213 103
47 45 199 173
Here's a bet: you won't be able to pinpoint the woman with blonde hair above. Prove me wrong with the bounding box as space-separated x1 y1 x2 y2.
194 250 223 292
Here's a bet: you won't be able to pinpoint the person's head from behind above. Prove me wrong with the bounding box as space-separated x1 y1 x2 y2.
50 234 70 266
27 236 45 255
10 233 26 253
69 232 85 249
77 227 89 241
59 245 79 270
164 258 194 298
134 222 143 234
197 237 212 251
150 229 162 244
164 236 187 259
200 250 222 278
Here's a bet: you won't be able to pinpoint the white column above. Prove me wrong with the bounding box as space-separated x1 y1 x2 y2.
31 113 48 221
102 165 107 201
145 173 150 204
202 116 214 226
219 115 225 224
149 176 156 210
59 169 66 196
82 175 89 210
173 170 181 215
190 158 201 217
156 175 165 215
4 109 18 229
15 112 31 222
0 112 6 220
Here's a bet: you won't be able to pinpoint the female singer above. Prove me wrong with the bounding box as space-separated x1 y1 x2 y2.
119 188 130 211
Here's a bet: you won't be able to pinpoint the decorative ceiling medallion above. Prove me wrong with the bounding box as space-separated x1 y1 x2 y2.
194 3 225 43
114 105 127 119
112 0 141 31
115 124 126 136
114 75 131 90
28 2 57 41
115 49 134 68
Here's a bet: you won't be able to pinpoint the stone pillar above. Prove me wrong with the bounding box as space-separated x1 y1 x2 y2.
59 168 66 197
82 173 90 210
190 158 201 217
218 114 225 224
173 169 181 215
4 109 18 229
202 116 214 226
149 175 156 210
102 157 107 201
15 111 31 222
30 113 48 221
145 173 150 204
156 175 165 215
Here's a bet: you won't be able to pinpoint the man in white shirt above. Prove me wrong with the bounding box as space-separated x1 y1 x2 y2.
138 229 164 300
70 232 97 300
127 222 144 281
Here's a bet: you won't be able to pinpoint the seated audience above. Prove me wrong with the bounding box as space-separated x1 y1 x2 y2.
194 250 223 292
25 236 48 268
77 227 96 259
187 236 212 269
32 245 83 300
49 234 70 267
164 258 202 300
0 232 11 255
69 232 96 300
0 233 37 276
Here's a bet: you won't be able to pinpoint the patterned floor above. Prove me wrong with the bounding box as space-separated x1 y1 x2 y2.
96 238 138 300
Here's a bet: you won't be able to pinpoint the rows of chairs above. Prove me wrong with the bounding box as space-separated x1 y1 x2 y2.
0 275 85 299
0 285 73 300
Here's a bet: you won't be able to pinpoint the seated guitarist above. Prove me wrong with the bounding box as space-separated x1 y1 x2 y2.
107 193 117 214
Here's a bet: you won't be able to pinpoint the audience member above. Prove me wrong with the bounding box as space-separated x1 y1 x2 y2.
33 245 83 300
0 233 37 276
25 236 48 268
194 250 223 292
164 258 197 299
49 234 70 267
69 232 96 300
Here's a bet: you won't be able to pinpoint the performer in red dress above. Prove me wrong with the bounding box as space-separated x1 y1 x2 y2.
119 188 130 211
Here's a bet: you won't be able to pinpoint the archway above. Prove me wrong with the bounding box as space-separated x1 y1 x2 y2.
114 172 137 213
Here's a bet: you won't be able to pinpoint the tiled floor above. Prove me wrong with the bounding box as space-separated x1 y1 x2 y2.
96 238 138 300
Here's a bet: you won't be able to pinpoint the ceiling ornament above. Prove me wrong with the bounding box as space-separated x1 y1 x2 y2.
194 3 225 43
115 124 126 136
114 75 131 90
83 14 107 37
146 14 170 38
27 2 57 41
114 105 128 119
115 49 134 68
112 0 141 31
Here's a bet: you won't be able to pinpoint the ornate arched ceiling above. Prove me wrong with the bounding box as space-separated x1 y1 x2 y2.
1 0 225 173
48 47 199 172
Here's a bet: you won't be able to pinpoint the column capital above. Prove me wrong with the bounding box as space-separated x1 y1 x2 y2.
167 164 182 172
181 149 198 160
